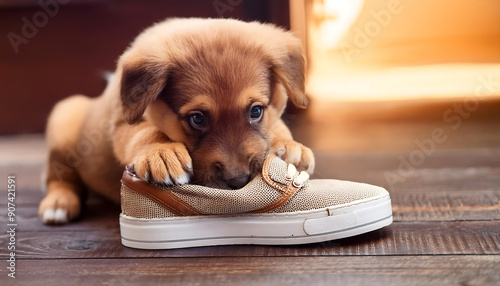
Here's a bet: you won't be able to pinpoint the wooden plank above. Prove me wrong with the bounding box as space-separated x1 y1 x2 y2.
8 147 494 199
1 256 498 286
0 134 46 166
3 189 498 233
391 190 500 221
2 134 499 205
311 149 500 192
312 149 500 174
1 221 498 259
291 99 500 153
0 203 121 232
10 168 500 206
0 165 45 204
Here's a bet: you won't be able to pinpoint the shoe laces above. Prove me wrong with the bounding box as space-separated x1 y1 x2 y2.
285 164 310 188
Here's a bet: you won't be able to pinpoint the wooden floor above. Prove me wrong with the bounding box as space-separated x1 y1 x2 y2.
1 99 499 285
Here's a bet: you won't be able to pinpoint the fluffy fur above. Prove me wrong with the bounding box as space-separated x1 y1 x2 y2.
39 18 315 224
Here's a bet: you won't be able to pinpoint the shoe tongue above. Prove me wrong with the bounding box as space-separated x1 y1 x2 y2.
265 155 289 184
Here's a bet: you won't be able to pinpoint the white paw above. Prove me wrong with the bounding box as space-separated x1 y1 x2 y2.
271 140 315 175
134 142 193 186
163 176 173 185
145 171 191 185
174 172 191 185
42 208 69 224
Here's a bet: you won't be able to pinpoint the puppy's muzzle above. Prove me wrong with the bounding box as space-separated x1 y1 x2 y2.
213 161 251 189
226 174 250 189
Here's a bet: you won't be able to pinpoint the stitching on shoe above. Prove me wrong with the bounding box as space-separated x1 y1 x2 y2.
157 190 201 216
250 155 300 213
121 182 182 216
121 173 201 216
249 182 299 213
261 155 287 193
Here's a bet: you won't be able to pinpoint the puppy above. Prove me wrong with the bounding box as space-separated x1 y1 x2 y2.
39 18 315 224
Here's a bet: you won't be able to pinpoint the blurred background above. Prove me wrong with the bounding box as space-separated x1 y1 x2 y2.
0 0 289 134
1 2 498 281
289 0 500 153
1 0 499 160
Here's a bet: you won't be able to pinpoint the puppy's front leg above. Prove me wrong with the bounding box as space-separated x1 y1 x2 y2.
270 119 315 175
114 121 193 185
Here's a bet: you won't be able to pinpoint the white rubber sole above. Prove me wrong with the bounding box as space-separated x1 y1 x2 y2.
120 194 392 249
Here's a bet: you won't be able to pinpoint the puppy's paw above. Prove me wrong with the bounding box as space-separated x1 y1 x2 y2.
39 189 81 225
133 142 193 185
270 140 315 174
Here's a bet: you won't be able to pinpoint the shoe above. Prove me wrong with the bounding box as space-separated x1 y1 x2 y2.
119 155 393 249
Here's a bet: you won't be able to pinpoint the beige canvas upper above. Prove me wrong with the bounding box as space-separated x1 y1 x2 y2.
121 155 387 219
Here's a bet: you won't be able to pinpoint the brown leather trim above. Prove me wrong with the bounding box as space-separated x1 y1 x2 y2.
249 182 299 213
249 155 300 213
261 154 287 193
121 171 201 216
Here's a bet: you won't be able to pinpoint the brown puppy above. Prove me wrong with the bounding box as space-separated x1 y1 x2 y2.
39 18 315 224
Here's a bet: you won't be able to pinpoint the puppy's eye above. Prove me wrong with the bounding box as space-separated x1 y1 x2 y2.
249 105 263 122
188 112 206 128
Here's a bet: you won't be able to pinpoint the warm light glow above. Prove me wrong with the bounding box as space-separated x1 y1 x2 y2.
308 64 500 101
313 0 364 49
300 0 500 102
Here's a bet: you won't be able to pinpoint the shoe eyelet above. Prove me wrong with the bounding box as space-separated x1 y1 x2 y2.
292 181 302 188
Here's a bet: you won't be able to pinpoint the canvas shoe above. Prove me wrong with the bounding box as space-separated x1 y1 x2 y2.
120 155 393 249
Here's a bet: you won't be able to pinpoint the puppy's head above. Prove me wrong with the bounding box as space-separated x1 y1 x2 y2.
118 18 307 189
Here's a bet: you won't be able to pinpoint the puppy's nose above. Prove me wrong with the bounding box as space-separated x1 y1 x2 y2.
227 174 250 189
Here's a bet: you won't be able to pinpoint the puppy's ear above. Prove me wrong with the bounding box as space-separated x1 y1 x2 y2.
120 60 168 124
270 42 308 109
